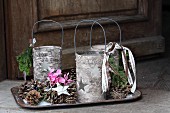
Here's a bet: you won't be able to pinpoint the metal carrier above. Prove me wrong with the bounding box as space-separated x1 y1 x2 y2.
32 20 64 81
74 19 107 103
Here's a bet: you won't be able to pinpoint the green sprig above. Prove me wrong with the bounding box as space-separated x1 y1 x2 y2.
16 47 33 76
109 51 128 89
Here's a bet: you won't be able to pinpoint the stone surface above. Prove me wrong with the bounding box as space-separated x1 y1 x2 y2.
1 81 170 113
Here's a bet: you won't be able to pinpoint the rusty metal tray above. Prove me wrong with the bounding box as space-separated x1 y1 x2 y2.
11 86 142 109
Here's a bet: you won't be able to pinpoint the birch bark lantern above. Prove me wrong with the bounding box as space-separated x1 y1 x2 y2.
90 18 122 92
32 20 63 81
91 18 136 94
74 20 106 103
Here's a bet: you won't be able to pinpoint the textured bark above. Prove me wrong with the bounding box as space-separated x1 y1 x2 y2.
76 51 104 102
33 46 62 81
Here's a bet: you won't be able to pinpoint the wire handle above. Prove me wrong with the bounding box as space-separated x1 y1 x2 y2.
32 20 64 48
90 18 122 48
74 19 107 53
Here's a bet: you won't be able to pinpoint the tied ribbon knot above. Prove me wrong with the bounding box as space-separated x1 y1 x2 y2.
102 42 136 93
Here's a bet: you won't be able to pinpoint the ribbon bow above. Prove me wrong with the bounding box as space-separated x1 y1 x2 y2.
102 42 136 93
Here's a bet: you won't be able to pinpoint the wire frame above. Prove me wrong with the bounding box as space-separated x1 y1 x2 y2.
32 20 64 81
74 19 106 103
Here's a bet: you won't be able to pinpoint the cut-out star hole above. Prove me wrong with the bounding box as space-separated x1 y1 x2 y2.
41 61 50 72
79 77 88 91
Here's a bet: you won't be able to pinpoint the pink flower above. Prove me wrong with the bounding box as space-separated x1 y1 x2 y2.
63 73 73 85
48 69 64 85
56 77 65 84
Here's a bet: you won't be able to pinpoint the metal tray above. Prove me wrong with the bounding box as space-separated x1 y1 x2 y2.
11 86 142 109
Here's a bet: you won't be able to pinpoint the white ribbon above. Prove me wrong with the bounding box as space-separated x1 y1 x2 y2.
102 42 114 93
102 53 109 93
102 42 136 93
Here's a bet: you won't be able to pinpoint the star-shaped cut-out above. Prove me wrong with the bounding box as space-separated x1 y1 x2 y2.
52 83 70 96
79 78 88 91
41 61 51 72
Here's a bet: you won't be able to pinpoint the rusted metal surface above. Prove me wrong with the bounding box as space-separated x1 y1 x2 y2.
11 85 142 109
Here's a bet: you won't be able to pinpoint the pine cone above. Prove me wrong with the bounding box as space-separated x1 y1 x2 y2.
69 68 76 82
110 90 126 99
57 95 65 104
25 90 42 105
65 97 76 104
44 90 58 104
109 84 132 99
18 80 46 100
65 83 77 104
18 82 34 99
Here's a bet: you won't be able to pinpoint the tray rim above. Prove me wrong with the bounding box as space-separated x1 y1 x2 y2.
11 86 142 109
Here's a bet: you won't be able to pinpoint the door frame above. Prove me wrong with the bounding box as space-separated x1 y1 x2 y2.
0 0 7 81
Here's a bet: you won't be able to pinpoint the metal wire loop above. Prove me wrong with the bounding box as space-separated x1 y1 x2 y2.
31 20 64 48
74 19 107 53
90 18 122 48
